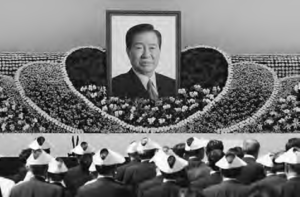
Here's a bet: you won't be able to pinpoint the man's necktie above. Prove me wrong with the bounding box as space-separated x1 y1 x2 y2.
147 79 158 100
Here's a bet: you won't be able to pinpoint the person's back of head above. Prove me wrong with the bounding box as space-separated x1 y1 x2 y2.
19 148 32 164
285 138 300 151
79 153 93 171
172 143 186 158
228 147 244 158
206 140 224 156
243 139 260 159
272 150 285 174
208 149 224 171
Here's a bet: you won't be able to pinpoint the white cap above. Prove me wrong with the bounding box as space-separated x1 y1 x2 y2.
93 148 125 166
257 153 275 168
48 158 68 174
275 147 300 164
89 162 97 172
216 153 247 169
137 137 161 153
154 151 188 174
28 137 51 150
71 142 93 155
26 150 53 166
126 141 138 154
185 137 208 151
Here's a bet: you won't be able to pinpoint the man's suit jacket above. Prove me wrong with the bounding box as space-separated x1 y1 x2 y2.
112 69 176 99
250 174 286 196
137 175 163 196
203 180 250 197
238 156 265 184
76 177 133 197
9 177 64 197
280 177 300 197
192 171 222 191
139 181 182 197
186 158 211 184
115 160 139 182
123 161 157 186
52 182 72 197
63 165 93 196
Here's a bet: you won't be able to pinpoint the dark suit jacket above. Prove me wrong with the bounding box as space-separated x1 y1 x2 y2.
203 180 250 197
137 175 163 196
186 158 211 184
52 182 72 197
192 171 222 191
10 176 64 197
139 181 181 197
63 165 93 196
280 177 300 197
115 160 140 182
76 177 133 197
238 156 265 184
123 161 157 186
250 174 286 196
112 69 176 99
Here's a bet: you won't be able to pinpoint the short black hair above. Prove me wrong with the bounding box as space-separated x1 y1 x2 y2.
285 138 300 151
206 140 224 154
228 147 244 159
126 23 162 49
208 149 225 171
30 165 48 176
221 168 242 178
95 165 116 175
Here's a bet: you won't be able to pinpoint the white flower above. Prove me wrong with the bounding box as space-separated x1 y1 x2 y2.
151 107 159 111
101 99 106 105
0 87 3 92
175 100 182 105
203 89 210 95
102 106 108 111
189 91 198 97
130 107 136 112
163 104 171 109
269 111 278 116
265 119 274 125
174 108 182 112
92 85 97 90
1 123 7 131
283 109 290 114
278 118 286 124
279 98 286 103
166 114 172 119
129 114 134 120
147 117 156 124
159 118 165 124
294 83 300 93
178 89 186 94
187 99 195 104
137 117 143 123
144 105 151 110
182 105 188 112
88 85 93 91
22 124 30 131
287 95 297 102
193 84 201 91
207 94 215 100
294 107 300 113
169 97 175 102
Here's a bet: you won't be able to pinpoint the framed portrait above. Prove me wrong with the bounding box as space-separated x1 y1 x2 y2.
106 10 181 100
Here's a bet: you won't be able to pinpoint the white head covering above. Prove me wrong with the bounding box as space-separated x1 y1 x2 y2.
126 141 138 154
93 148 125 166
257 153 275 168
89 162 97 172
71 142 93 155
185 137 208 151
275 147 300 164
48 158 68 174
216 153 247 169
28 136 51 150
26 150 53 166
154 151 188 174
137 137 161 153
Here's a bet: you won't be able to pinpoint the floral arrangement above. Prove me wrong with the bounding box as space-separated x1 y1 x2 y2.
6 45 285 134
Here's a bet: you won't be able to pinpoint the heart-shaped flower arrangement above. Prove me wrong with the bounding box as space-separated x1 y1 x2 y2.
14 46 279 133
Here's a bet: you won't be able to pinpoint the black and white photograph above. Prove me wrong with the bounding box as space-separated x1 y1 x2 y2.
107 10 180 99
0 1 300 197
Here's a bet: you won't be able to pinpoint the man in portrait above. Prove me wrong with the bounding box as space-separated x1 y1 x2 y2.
112 23 176 100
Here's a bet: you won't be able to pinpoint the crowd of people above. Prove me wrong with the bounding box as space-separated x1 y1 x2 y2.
0 136 300 197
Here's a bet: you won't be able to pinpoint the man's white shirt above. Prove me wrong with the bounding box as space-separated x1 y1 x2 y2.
132 69 158 95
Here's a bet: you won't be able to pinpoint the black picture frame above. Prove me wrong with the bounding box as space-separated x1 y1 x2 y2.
106 10 181 98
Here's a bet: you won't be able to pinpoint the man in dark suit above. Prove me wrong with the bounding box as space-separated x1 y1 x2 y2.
47 157 72 197
238 139 265 184
112 23 176 100
122 137 160 187
184 137 211 189
203 151 250 197
115 141 140 182
76 148 132 197
139 150 189 197
251 152 286 196
10 150 64 197
275 147 300 197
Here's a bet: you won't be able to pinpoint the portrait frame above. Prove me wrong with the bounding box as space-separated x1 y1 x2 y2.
106 10 181 97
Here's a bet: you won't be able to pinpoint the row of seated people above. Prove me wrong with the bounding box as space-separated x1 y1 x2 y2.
0 136 300 197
